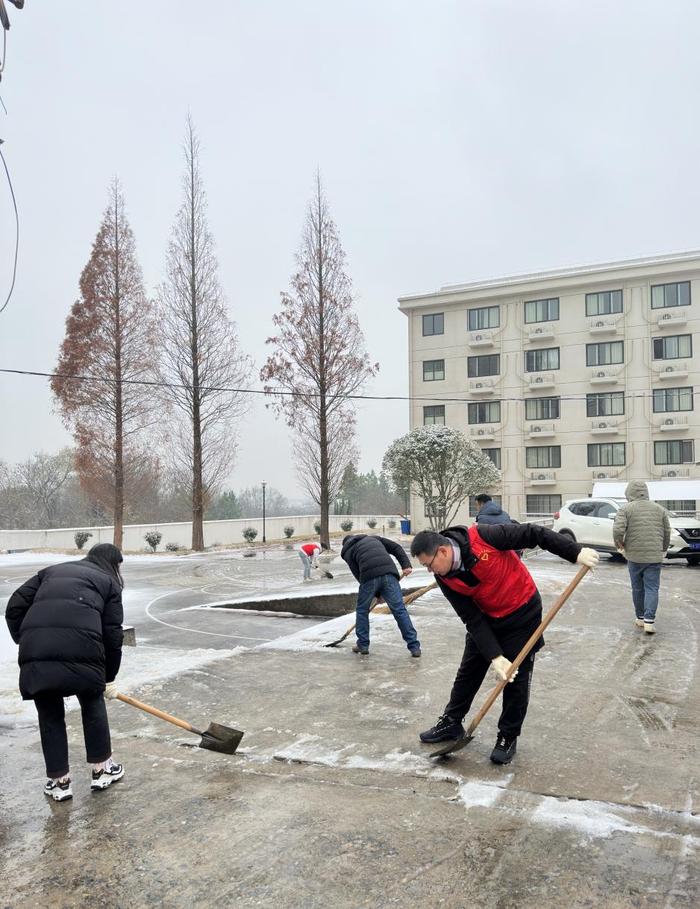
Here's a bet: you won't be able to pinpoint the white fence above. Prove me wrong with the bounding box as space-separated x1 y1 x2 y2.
0 514 402 552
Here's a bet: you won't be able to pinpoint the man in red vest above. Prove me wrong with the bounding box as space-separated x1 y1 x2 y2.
410 524 598 764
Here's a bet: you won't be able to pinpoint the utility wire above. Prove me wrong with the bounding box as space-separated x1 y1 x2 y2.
0 366 696 404
0 139 19 314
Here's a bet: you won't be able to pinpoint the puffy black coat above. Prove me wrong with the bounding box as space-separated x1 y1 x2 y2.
475 501 514 525
5 559 124 700
341 534 411 583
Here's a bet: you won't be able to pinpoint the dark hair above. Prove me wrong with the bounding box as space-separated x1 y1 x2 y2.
85 543 124 588
475 494 492 504
410 530 451 558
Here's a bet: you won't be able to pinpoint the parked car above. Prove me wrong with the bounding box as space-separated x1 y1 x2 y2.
552 497 700 566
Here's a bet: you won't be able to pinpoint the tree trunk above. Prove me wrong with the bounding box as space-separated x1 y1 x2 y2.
113 191 124 550
317 197 330 549
189 142 205 552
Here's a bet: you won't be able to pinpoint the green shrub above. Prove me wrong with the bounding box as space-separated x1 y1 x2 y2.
283 525 295 539
313 521 322 535
387 519 396 530
367 517 377 529
144 531 163 552
165 542 182 552
242 527 258 543
340 519 353 533
74 530 92 550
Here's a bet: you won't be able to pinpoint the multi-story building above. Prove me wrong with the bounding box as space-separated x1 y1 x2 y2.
398 250 699 528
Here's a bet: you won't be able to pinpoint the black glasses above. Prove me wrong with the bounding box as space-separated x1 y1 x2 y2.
425 550 439 572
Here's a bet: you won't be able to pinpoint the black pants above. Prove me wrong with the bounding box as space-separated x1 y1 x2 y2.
444 635 536 738
34 692 112 778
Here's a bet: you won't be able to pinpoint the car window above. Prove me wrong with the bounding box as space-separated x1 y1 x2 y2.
573 501 597 517
596 503 616 519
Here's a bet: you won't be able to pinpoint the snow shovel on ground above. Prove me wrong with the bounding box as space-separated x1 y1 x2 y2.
324 581 438 647
116 693 244 754
430 565 590 758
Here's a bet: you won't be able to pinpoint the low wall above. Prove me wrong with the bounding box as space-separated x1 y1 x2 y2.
0 514 401 552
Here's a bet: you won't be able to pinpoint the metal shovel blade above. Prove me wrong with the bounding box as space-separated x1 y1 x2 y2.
429 732 474 759
198 722 244 755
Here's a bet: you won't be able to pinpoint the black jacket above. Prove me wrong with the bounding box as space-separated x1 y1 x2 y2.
5 559 124 700
475 501 514 525
436 523 581 661
341 534 411 584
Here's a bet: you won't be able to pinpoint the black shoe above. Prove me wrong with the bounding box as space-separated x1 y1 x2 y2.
410 648 421 658
352 644 369 655
490 733 517 764
419 714 464 743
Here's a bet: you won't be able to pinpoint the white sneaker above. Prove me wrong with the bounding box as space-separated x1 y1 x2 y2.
635 618 645 628
644 622 656 634
91 762 125 791
44 778 73 801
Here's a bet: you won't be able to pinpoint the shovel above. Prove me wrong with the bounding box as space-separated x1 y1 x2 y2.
324 581 437 647
430 565 589 758
116 693 244 755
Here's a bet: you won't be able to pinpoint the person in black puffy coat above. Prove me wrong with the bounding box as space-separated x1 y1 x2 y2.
5 543 126 801
341 534 421 657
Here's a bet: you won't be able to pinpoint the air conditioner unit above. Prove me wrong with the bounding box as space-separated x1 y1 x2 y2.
535 376 543 383
665 366 674 372
662 313 671 320
478 429 485 435
475 334 483 341
597 371 606 378
533 425 541 432
595 321 604 327
596 472 607 479
475 382 483 388
664 418 674 425
538 474 546 480
597 422 607 428
534 327 542 334
667 470 677 478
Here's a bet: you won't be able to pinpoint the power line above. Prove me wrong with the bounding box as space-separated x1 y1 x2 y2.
0 366 696 405
0 138 19 314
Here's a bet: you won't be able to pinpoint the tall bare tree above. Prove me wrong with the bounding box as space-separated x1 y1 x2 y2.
158 116 250 551
261 174 377 547
52 180 158 548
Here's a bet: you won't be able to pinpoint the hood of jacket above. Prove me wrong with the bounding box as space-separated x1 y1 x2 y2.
625 480 649 502
340 534 364 560
479 501 505 518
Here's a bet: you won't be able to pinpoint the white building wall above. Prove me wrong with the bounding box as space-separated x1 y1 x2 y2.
400 251 700 530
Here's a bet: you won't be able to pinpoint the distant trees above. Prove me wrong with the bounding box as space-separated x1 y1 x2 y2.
383 426 501 530
261 174 377 547
335 465 403 516
15 450 74 527
157 117 250 551
52 180 159 548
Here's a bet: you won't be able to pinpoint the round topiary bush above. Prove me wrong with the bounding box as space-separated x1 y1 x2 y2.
242 527 258 543
387 519 396 530
165 542 182 552
284 526 295 539
340 519 353 533
74 530 93 551
367 517 377 529
144 530 163 552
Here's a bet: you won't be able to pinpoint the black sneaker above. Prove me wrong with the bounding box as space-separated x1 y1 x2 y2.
410 648 422 658
91 762 125 791
419 714 464 743
351 644 369 655
44 778 73 802
490 733 517 764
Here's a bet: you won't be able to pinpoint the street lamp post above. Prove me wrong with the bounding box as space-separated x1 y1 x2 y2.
261 481 267 543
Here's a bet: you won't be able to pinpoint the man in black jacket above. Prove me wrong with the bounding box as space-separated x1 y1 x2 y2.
341 534 421 657
410 523 598 764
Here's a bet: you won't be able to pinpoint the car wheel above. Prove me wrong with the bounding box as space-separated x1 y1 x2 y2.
558 529 576 542
686 556 700 567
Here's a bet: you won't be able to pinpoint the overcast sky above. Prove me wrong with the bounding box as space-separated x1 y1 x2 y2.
1 1 699 499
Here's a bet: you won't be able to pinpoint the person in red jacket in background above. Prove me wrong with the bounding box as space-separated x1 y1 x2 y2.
410 523 599 764
298 541 330 582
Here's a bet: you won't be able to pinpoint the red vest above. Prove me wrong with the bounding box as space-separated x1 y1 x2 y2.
301 543 320 557
440 525 536 619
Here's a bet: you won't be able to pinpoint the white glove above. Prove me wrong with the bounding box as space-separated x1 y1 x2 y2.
491 655 517 683
576 547 599 569
104 681 120 699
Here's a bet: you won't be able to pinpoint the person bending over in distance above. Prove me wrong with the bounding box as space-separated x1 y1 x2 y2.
410 523 598 764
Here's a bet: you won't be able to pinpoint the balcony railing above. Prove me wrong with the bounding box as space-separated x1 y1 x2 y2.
468 378 496 395
469 425 499 441
527 423 556 438
589 366 622 384
588 315 622 335
659 467 691 478
656 415 689 432
528 471 557 485
655 361 689 380
590 419 621 434
656 310 688 329
527 372 556 390
526 323 556 342
591 468 621 480
467 330 495 348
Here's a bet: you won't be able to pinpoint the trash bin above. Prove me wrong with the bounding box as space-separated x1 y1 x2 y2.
400 518 411 535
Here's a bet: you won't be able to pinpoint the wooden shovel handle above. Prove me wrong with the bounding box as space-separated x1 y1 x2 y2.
335 581 438 639
116 692 201 735
465 564 590 736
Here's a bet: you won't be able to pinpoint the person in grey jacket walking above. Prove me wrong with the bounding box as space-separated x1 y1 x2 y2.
474 495 513 526
613 480 671 634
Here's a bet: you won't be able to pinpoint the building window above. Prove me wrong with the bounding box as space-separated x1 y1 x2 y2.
525 446 561 469
586 290 623 317
422 313 444 336
423 359 445 382
525 347 560 372
652 387 693 413
468 305 499 331
653 334 692 360
586 391 625 417
526 494 561 514
524 297 559 323
654 440 694 465
588 442 626 467
657 499 696 514
586 341 624 367
423 405 445 425
651 281 690 309
468 401 501 424
467 354 500 378
469 494 502 517
481 448 501 469
525 396 560 421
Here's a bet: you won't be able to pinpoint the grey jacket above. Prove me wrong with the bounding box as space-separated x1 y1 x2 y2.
612 481 671 564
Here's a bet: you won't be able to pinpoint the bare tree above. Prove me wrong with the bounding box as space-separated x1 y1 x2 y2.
15 449 74 527
52 180 159 548
157 116 250 551
261 173 377 547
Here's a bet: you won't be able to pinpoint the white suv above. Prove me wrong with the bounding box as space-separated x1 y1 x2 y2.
553 497 700 566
